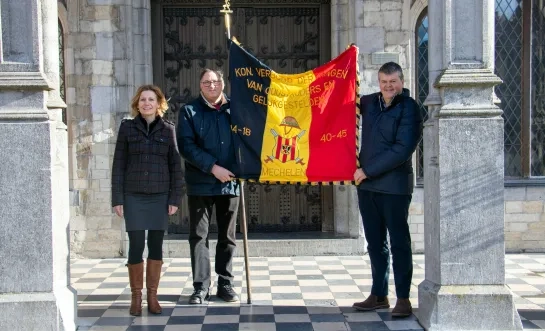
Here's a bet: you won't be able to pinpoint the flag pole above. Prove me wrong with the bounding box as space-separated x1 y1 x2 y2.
238 181 252 304
222 0 252 304
220 0 233 39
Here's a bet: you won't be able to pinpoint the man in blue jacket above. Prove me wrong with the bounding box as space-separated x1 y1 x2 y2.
177 68 240 304
352 62 423 317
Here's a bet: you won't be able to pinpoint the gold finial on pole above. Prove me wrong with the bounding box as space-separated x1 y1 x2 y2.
220 0 233 39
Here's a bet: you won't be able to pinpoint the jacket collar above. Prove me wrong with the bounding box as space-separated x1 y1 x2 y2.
378 88 410 110
134 114 164 136
199 93 230 112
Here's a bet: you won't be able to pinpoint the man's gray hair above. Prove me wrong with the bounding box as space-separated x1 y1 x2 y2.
200 68 224 81
378 62 404 81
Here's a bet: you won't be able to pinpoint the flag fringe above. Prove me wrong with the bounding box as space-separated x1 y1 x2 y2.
236 178 357 185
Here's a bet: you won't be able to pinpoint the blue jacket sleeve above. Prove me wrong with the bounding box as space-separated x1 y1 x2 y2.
177 105 217 173
362 98 423 178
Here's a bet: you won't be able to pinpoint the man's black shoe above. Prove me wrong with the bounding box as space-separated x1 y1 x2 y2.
216 284 239 302
188 288 210 304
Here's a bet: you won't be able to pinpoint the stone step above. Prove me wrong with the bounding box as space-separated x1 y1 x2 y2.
160 232 366 258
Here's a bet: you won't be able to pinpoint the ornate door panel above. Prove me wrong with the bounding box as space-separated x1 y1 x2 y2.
151 0 332 233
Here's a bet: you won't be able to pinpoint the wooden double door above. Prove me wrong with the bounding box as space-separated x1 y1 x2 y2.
151 0 333 233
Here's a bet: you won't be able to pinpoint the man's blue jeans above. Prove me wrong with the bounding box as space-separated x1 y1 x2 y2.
357 189 413 298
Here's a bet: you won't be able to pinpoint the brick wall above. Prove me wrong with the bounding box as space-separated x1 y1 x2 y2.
67 0 152 258
408 188 425 253
504 187 545 252
407 187 545 253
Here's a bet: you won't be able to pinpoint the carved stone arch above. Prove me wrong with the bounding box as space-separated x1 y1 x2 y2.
413 6 429 181
57 0 73 177
57 1 68 38
57 1 68 104
407 0 428 181
409 0 428 95
410 0 428 31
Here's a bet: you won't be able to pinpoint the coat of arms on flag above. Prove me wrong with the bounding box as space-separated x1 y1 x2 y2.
229 41 359 184
265 116 306 165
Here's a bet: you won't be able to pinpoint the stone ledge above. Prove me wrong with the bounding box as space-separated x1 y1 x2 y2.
0 71 51 89
140 233 365 258
436 107 503 117
435 68 503 87
0 110 49 121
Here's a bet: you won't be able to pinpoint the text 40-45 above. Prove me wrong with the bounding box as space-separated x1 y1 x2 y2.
321 129 347 142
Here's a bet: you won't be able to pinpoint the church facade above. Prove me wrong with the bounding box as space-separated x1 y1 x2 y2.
57 0 545 258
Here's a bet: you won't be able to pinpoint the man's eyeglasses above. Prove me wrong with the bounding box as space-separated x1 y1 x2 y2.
201 80 222 87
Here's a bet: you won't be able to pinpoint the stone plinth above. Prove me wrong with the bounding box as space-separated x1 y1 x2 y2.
419 282 521 330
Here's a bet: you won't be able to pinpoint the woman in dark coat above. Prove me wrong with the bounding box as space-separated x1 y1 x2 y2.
111 85 184 316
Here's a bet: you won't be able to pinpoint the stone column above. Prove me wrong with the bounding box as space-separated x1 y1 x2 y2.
0 0 76 330
417 0 522 330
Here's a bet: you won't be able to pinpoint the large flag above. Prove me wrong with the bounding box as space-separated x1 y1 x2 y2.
229 41 359 184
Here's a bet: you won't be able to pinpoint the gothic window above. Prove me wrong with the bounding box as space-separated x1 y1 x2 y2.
415 2 544 182
58 19 66 124
495 0 545 179
415 9 428 182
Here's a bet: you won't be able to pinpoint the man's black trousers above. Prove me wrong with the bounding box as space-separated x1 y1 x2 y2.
357 189 413 298
188 195 240 290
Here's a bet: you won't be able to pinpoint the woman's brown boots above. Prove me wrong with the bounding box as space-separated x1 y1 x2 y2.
127 262 144 316
146 259 163 314
127 260 163 315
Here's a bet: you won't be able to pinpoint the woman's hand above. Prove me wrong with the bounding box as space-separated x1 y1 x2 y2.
113 205 124 217
168 205 179 215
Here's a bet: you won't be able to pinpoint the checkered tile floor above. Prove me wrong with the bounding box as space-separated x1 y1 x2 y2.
72 254 545 330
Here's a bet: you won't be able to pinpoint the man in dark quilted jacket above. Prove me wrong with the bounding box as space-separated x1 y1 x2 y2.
177 68 240 304
352 62 423 317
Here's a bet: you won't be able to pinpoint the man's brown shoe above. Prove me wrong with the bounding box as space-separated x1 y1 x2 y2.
392 298 412 317
353 295 390 311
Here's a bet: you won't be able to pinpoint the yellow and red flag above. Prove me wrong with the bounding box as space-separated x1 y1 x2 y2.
229 41 359 184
